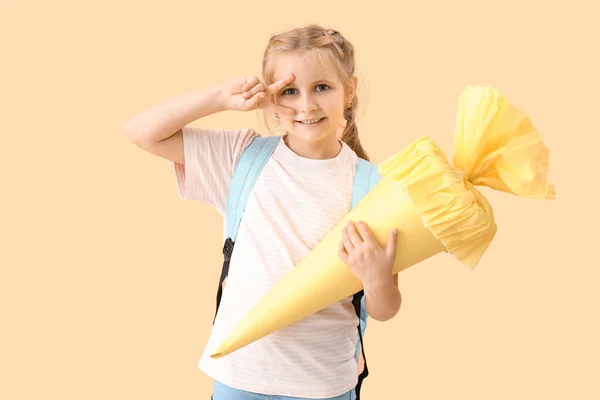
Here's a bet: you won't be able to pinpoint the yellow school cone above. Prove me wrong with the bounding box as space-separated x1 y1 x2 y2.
211 85 555 359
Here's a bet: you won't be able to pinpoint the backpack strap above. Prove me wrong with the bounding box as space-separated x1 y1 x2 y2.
226 135 282 241
351 158 382 212
350 157 382 400
214 135 281 323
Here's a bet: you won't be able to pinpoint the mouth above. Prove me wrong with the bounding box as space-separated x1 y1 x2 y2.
295 117 326 126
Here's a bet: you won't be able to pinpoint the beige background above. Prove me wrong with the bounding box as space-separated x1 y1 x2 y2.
1 0 598 399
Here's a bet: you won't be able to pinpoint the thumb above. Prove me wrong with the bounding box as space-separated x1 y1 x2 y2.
386 228 398 258
269 102 295 116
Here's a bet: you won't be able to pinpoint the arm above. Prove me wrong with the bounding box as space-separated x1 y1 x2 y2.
124 83 229 165
124 73 296 165
364 273 401 321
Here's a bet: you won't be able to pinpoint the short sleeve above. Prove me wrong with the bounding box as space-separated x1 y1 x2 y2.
173 126 260 215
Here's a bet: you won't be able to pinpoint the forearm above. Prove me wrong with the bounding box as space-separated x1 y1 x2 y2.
124 83 229 142
363 276 401 321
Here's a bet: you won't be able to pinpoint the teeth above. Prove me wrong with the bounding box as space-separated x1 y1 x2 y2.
299 118 322 124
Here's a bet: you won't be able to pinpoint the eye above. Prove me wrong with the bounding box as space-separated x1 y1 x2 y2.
281 84 331 95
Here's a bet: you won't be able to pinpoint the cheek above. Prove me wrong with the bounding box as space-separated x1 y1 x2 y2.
278 115 295 129
276 98 296 112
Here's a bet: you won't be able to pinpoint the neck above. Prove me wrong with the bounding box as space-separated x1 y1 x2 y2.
283 133 342 160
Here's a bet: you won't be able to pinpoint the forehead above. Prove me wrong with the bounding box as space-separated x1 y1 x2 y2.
272 52 339 84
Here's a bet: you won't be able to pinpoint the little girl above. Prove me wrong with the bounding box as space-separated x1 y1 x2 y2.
125 24 401 400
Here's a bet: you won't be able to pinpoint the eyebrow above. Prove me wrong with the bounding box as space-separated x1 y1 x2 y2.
283 79 334 88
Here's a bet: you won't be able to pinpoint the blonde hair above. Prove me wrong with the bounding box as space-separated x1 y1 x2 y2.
260 24 369 161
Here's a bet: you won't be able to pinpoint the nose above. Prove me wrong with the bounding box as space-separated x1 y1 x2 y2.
298 92 318 113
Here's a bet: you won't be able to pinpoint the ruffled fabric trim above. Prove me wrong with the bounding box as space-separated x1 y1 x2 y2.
377 85 555 268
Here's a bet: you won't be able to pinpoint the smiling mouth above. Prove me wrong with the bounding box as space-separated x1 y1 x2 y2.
295 117 326 125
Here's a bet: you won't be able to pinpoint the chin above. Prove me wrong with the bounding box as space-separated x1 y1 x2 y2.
286 119 335 141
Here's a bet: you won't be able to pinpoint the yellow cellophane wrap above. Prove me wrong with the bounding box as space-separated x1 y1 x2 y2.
210 85 555 359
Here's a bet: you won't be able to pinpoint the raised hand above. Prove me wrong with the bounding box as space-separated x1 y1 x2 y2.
223 73 296 116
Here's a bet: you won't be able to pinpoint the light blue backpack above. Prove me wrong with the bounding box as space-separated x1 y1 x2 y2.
213 135 381 399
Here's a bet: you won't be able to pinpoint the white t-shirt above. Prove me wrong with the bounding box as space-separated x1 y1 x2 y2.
173 126 361 398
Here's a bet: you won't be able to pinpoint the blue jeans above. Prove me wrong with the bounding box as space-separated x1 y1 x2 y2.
212 380 356 400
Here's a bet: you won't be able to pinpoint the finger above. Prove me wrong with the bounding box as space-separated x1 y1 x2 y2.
249 92 266 109
346 221 363 247
241 76 260 91
266 72 295 94
338 241 349 262
386 228 399 258
342 227 354 251
268 102 296 116
356 221 375 245
242 82 266 99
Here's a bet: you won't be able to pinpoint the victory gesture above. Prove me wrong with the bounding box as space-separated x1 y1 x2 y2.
223 73 296 116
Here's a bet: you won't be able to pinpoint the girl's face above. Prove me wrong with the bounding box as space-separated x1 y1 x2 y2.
272 53 353 143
